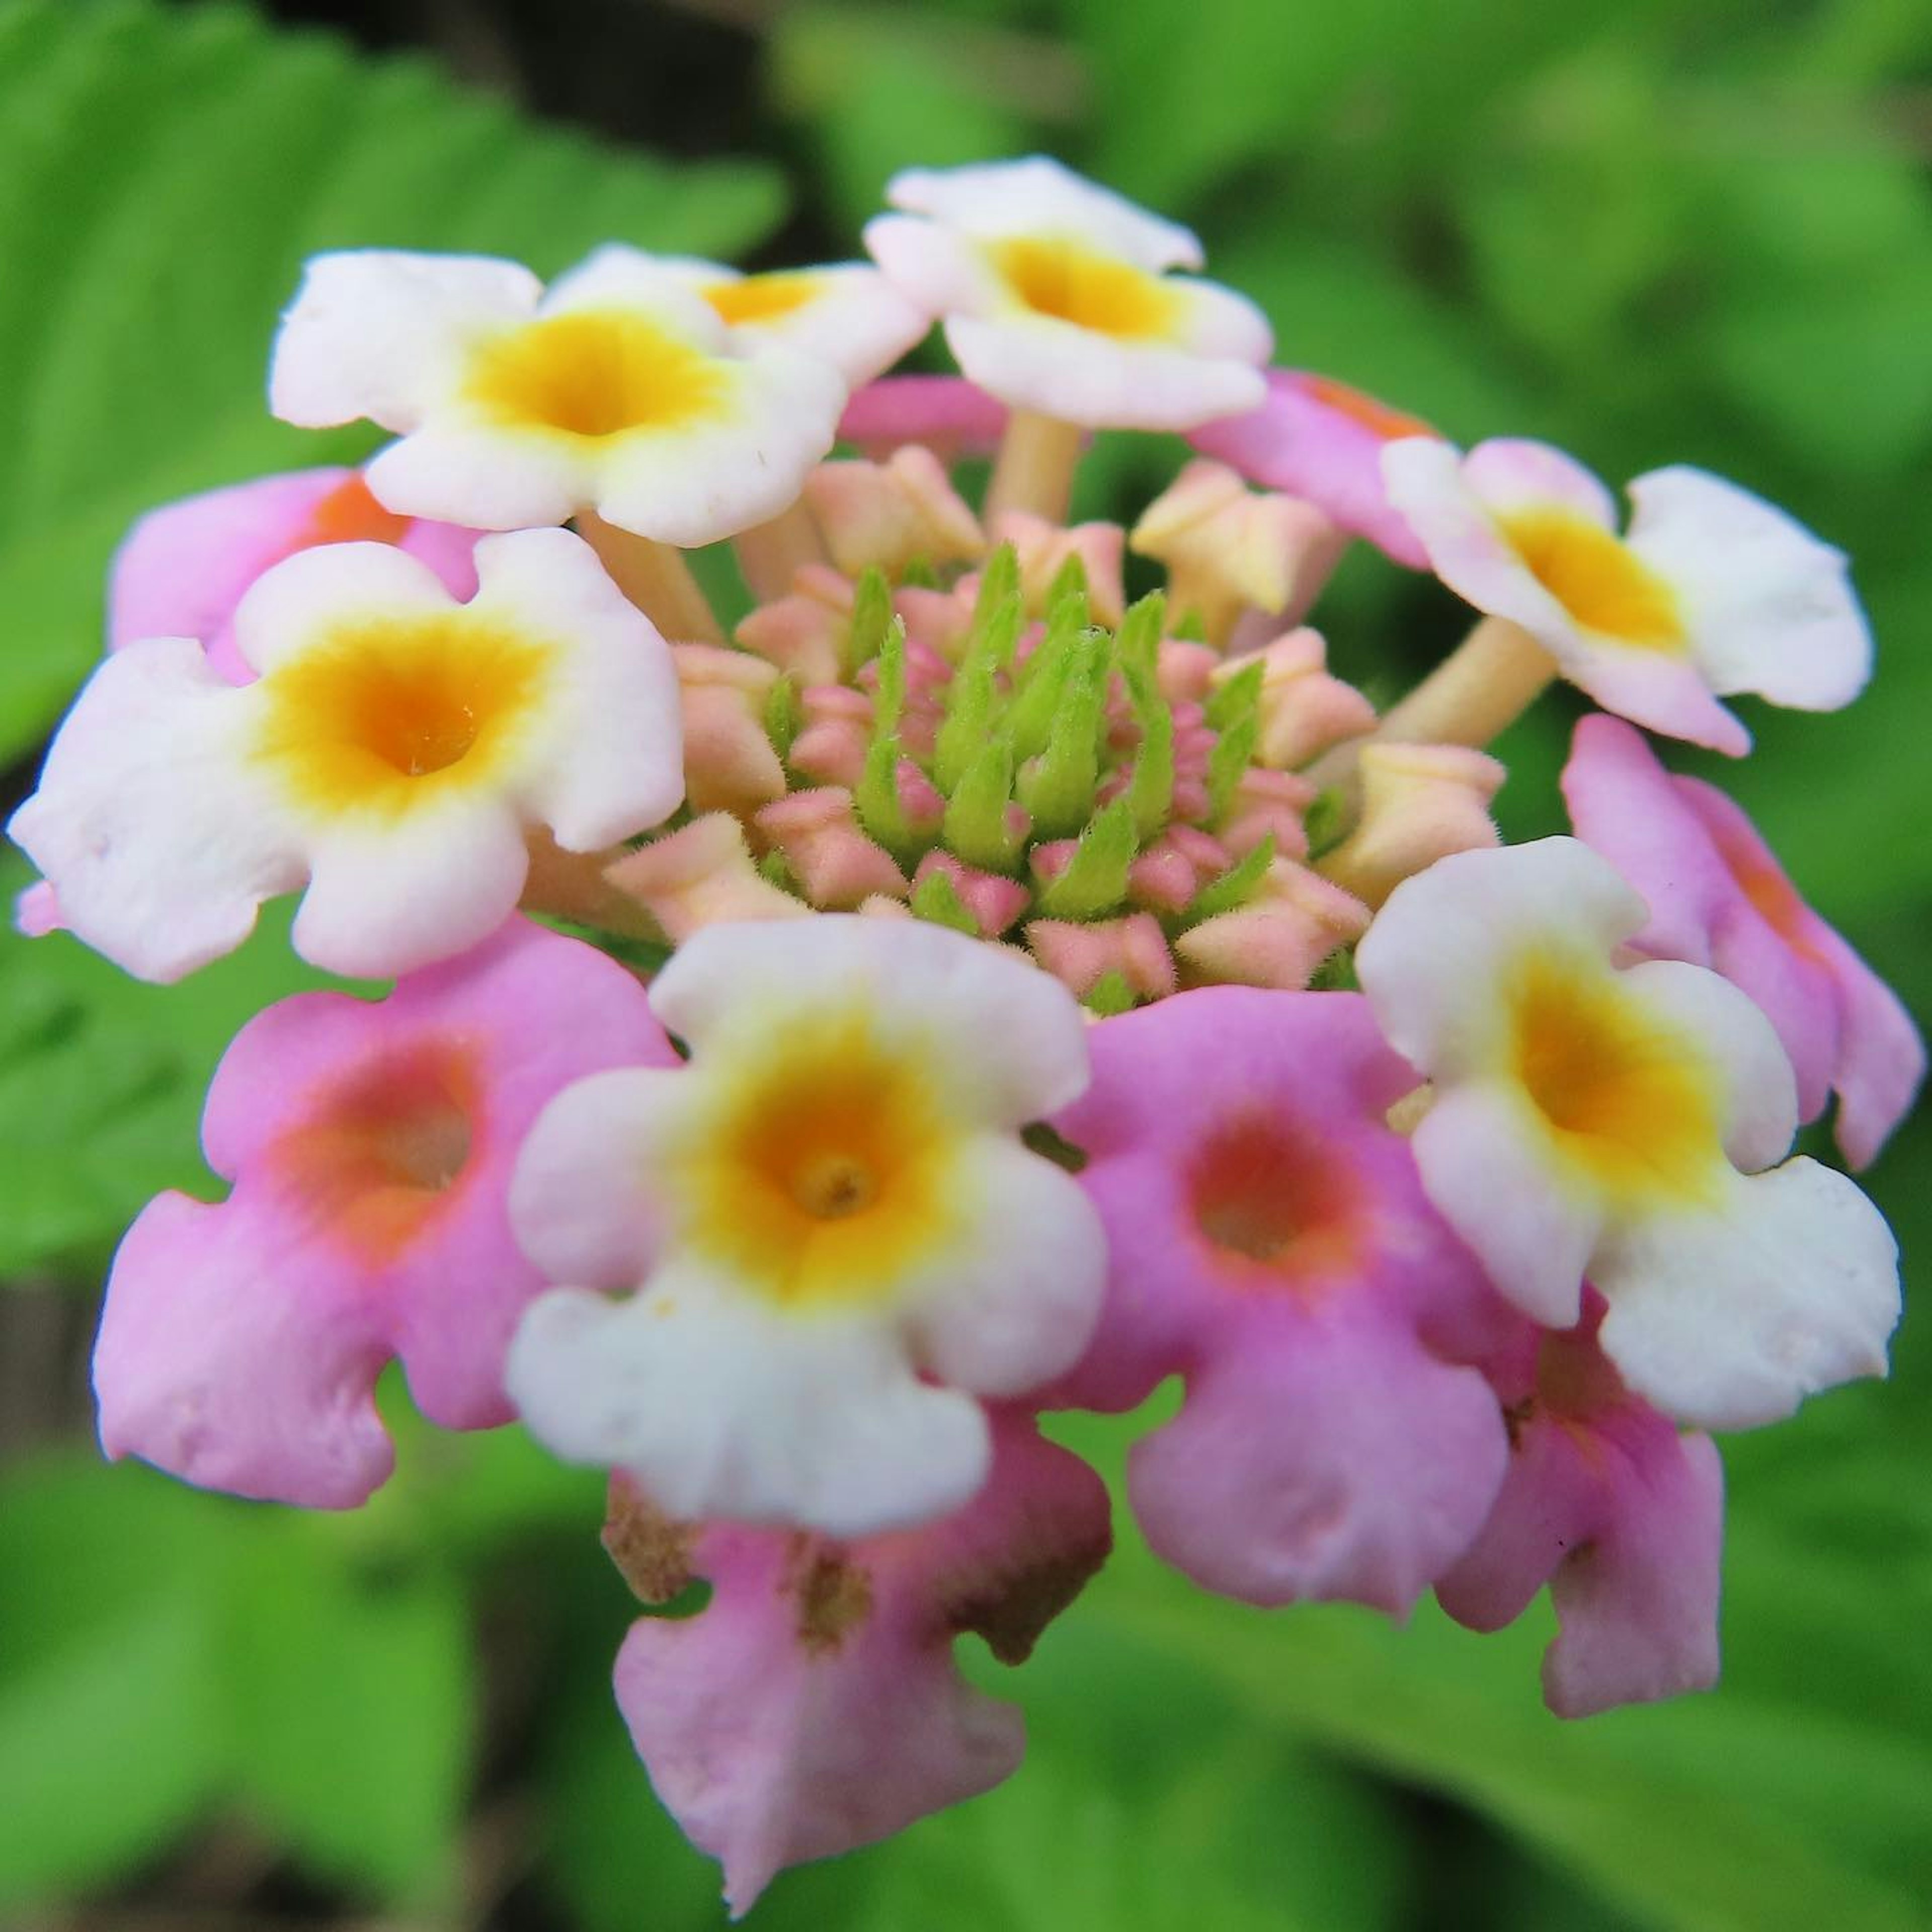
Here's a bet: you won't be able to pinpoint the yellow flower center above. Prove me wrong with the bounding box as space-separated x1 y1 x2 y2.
270 1040 477 1261
703 272 820 327
677 1012 968 1307
1508 952 1721 1205
465 309 732 441
990 236 1181 340
1499 508 1683 650
257 614 549 816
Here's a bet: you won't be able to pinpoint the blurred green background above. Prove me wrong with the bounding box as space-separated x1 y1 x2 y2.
1 0 1927 1926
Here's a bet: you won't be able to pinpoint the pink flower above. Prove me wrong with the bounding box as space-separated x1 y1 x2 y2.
1562 714 1923 1170
1437 1296 1724 1719
604 1408 1111 1914
837 373 1009 460
92 918 673 1507
1188 368 1434 568
1050 988 1510 1613
109 468 480 684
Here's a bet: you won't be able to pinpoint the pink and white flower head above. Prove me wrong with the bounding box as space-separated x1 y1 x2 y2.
640 249 930 385
504 916 1107 1537
1189 368 1435 568
863 156 1272 431
1382 437 1873 755
1562 715 1924 1169
92 919 674 1508
10 528 683 983
1438 1295 1724 1719
109 467 480 685
605 1408 1110 1913
1050 988 1510 1614
1356 838 1901 1430
269 247 847 543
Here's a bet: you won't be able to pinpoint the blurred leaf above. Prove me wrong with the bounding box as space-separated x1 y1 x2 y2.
0 1456 234 1908
766 5 1031 235
0 856 342 1278
1083 1512 1930 1932
0 0 784 766
223 1528 471 1903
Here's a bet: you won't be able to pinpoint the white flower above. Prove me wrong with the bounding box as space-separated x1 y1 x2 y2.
9 530 682 981
1382 437 1872 755
864 156 1271 431
270 247 847 544
1355 838 1899 1429
504 916 1107 1536
639 248 930 383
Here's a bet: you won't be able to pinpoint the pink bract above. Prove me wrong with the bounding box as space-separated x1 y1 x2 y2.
607 1408 1111 1915
1188 368 1434 569
837 374 1010 461
1050 987 1511 1614
1562 713 1924 1169
92 917 674 1507
1436 1296 1724 1718
109 467 480 683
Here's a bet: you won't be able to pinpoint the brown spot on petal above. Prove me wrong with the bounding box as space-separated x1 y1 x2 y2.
602 1473 696 1604
941 1517 1112 1666
784 1536 873 1654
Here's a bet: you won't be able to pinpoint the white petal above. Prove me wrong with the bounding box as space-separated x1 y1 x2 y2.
946 315 1264 431
1625 466 1873 712
1357 837 1647 1082
365 421 593 532
1463 438 1619 528
886 156 1204 271
230 540 453 677
1619 957 1798 1174
464 528 685 845
650 916 1092 1127
1594 1160 1900 1429
592 346 847 547
1382 437 1591 649
8 641 301 982
540 244 734 344
904 1135 1106 1395
863 215 1008 320
270 249 540 431
291 795 530 978
509 1066 689 1289
507 1279 993 1536
1410 1081 1602 1327
727 264 931 386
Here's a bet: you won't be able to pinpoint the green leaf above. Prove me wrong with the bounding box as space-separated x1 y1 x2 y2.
1082 1512 1931 1932
0 0 784 766
0 1456 237 1907
0 857 343 1277
224 1528 471 1904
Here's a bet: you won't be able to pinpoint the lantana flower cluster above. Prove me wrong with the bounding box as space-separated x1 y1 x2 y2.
13 157 1919 1912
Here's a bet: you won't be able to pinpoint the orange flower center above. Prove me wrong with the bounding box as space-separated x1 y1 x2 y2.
270 1041 478 1261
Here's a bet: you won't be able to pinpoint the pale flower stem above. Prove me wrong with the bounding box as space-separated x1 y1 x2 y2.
1308 614 1558 796
735 500 827 602
984 409 1084 526
577 512 724 644
519 831 664 942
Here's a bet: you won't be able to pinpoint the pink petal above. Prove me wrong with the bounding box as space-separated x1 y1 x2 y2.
838 374 1009 460
611 1410 1110 1913
95 919 673 1503
1437 1309 1724 1718
1189 368 1434 568
1050 988 1510 1612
